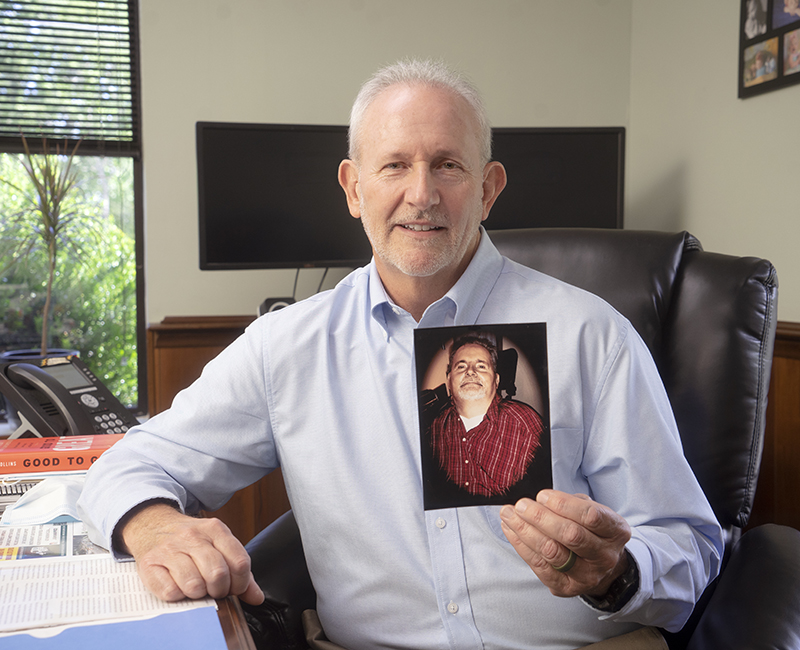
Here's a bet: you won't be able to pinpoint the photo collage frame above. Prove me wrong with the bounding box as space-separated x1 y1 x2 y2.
739 0 800 97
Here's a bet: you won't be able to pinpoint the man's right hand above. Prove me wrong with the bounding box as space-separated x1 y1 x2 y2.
118 502 265 606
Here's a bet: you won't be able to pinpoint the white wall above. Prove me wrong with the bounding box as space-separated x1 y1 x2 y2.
628 1 800 321
138 0 633 323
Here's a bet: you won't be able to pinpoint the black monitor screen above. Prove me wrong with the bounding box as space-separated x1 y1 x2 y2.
490 127 624 231
196 122 624 270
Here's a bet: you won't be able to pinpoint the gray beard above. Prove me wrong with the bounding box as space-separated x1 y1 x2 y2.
359 204 479 278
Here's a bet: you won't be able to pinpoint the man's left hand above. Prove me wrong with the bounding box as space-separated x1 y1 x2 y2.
499 490 631 598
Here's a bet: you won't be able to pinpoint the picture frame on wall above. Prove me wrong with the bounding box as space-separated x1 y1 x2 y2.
740 0 800 97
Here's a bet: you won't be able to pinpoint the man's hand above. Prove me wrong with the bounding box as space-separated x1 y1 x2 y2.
118 502 265 606
499 490 631 599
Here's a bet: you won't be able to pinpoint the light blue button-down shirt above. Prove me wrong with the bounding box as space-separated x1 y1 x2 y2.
79 230 722 650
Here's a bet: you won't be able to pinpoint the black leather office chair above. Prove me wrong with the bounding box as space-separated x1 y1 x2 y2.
242 228 800 650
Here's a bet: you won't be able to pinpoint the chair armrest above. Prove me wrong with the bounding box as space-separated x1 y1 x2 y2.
241 510 316 650
687 524 800 650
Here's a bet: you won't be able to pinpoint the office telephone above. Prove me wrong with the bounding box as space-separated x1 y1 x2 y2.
0 355 139 439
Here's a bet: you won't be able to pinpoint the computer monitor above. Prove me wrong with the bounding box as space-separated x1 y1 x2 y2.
196 122 624 271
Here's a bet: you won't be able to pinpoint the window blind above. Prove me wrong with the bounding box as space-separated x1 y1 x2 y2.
0 0 140 155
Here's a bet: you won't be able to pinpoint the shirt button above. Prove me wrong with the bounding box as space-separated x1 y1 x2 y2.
435 517 446 529
447 601 459 614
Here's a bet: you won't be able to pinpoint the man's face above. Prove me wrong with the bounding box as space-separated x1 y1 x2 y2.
447 343 499 408
339 84 504 282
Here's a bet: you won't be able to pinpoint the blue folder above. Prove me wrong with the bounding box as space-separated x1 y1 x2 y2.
0 605 226 650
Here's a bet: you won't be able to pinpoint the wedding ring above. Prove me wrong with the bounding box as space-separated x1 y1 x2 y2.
552 549 577 573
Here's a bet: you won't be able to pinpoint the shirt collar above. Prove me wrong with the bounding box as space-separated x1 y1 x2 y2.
443 226 505 327
368 226 506 333
483 392 503 422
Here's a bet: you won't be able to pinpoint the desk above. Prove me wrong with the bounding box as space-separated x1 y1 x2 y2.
217 597 256 650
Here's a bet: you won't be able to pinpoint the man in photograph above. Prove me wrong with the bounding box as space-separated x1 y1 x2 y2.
428 333 544 497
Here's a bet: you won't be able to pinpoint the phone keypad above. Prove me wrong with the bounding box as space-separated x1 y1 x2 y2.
93 412 130 434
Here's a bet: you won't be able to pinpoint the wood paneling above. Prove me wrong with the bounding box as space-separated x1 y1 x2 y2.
147 315 290 545
146 315 254 415
749 321 800 531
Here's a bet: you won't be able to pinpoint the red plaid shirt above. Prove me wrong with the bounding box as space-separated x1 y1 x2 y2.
429 393 543 497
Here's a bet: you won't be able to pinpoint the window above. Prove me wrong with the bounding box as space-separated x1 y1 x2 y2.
0 0 144 412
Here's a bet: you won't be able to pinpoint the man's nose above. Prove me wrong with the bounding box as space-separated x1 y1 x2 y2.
405 166 440 211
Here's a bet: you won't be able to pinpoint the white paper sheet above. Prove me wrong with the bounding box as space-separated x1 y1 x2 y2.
0 554 215 633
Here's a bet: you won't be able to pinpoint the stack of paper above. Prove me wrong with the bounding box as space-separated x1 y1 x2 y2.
0 554 228 649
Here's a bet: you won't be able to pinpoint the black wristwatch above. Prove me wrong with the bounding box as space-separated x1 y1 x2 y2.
580 549 640 613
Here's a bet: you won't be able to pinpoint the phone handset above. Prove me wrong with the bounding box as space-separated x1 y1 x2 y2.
6 362 94 437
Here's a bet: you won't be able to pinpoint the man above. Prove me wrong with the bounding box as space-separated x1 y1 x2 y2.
78 59 722 649
428 334 544 497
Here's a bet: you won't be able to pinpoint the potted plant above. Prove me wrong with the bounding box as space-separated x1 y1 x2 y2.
0 135 84 360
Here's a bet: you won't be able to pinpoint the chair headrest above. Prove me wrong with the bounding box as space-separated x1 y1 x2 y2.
487 228 698 365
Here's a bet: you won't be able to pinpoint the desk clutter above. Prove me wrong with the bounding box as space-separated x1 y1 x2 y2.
0 478 41 517
0 469 230 650
0 474 102 562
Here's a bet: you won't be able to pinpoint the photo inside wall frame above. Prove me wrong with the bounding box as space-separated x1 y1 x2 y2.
739 0 800 97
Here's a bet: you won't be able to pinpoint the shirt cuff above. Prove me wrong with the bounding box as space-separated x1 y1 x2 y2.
580 538 652 621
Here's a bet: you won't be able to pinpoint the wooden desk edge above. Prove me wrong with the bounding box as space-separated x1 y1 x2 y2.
217 596 257 650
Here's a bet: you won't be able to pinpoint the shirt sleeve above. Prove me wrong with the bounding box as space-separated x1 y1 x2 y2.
77 319 278 557
577 324 724 631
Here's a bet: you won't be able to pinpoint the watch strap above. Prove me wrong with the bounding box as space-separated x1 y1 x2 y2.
580 549 640 613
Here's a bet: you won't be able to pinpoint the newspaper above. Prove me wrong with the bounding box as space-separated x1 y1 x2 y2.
0 554 216 633
0 520 104 561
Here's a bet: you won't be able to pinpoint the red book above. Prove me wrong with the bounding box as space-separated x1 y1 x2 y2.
0 434 124 475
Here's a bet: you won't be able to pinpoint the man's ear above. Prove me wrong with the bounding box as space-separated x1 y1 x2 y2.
480 161 507 222
338 159 362 219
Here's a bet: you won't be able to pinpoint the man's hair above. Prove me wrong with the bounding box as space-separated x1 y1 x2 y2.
446 334 499 376
348 58 492 165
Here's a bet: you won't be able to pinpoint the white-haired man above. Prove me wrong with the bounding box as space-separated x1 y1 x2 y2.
79 59 722 650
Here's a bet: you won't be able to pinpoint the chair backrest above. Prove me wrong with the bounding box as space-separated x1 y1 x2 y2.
487 228 778 543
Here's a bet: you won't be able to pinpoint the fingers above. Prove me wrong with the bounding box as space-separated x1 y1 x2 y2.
138 518 261 602
499 502 578 578
500 513 562 576
241 574 267 606
211 524 261 600
123 504 263 603
499 490 631 598
137 551 209 601
536 490 629 542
